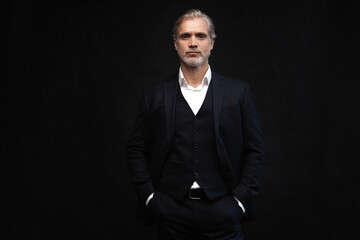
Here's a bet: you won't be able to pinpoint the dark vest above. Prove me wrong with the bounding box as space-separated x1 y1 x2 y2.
158 82 229 201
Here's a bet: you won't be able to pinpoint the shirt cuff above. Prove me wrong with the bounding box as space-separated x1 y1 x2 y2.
145 192 154 206
233 196 246 213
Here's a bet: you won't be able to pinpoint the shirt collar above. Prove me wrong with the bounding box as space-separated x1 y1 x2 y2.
178 65 212 90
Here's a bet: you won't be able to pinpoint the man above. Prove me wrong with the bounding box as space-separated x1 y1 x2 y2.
127 9 264 240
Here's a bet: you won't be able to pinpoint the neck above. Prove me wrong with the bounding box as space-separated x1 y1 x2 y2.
180 61 209 88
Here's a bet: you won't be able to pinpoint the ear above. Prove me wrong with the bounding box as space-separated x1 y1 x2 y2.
173 38 178 50
210 38 215 50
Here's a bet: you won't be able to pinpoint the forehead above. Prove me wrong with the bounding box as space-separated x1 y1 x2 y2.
178 18 209 34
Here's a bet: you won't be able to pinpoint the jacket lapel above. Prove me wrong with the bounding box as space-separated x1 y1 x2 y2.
212 72 225 136
212 72 236 186
163 75 178 148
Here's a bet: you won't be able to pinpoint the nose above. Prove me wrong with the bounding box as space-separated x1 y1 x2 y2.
189 36 197 48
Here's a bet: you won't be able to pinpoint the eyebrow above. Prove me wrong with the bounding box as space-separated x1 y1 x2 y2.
178 32 208 37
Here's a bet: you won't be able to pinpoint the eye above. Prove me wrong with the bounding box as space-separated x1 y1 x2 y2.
179 34 190 39
197 34 207 39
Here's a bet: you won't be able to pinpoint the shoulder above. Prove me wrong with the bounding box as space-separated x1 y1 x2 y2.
212 71 249 91
140 74 178 109
143 73 178 95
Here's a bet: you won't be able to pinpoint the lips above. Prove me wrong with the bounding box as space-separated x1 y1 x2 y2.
186 51 201 54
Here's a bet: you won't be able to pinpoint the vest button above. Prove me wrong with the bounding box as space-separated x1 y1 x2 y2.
194 172 199 176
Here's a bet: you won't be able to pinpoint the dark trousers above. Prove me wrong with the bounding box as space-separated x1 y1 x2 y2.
149 191 244 240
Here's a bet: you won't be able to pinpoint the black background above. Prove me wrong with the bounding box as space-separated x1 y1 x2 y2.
6 0 360 239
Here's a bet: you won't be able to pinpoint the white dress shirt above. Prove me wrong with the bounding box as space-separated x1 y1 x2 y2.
146 66 245 213
179 66 212 116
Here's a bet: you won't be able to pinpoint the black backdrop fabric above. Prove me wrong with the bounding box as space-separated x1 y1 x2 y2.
6 0 360 239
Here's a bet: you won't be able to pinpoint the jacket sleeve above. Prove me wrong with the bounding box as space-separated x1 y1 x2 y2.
232 83 265 220
126 88 155 204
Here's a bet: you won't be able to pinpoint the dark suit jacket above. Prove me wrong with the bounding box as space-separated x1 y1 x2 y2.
126 71 265 226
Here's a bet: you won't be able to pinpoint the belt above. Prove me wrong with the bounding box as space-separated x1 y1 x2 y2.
188 188 206 200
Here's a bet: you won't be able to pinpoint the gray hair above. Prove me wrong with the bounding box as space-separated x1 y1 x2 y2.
172 9 216 40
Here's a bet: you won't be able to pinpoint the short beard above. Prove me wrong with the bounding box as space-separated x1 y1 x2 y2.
179 51 211 67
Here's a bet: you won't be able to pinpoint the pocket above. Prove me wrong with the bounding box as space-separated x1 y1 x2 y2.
222 103 241 111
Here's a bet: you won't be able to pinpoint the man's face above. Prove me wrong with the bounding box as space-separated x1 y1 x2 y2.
174 17 215 67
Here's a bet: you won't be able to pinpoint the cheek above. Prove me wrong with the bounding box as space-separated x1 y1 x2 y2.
202 45 211 53
178 46 187 54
